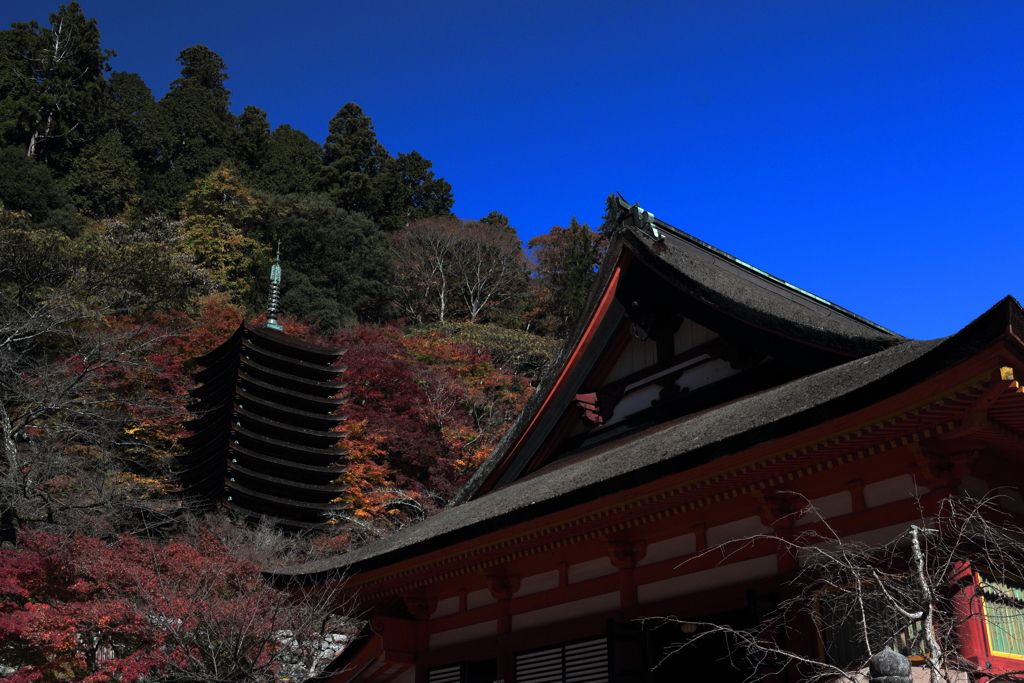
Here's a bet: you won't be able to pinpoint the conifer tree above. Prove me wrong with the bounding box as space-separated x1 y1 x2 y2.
157 45 236 201
0 2 113 170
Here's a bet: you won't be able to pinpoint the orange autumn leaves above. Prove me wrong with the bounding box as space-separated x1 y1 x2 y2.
330 325 534 537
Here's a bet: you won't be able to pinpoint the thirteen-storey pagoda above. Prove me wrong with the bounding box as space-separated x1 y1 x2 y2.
177 255 349 530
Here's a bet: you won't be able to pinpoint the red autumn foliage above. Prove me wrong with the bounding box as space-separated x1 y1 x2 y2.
0 528 346 682
329 325 533 536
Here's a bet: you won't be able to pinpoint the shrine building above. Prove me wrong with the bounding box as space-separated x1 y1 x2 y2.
273 203 1024 683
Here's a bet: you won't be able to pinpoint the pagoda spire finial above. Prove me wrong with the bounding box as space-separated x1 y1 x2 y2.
266 242 283 331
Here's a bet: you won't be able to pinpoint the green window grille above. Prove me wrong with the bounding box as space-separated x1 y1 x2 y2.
980 574 1024 658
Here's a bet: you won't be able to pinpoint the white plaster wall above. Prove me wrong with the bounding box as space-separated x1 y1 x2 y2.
864 475 928 508
568 556 617 584
429 620 497 649
606 385 663 426
511 592 620 631
673 318 718 354
675 358 741 394
707 516 772 547
637 555 777 604
431 596 459 619
637 533 696 567
390 667 415 683
794 491 853 527
517 570 560 597
797 519 933 567
466 588 496 610
605 337 658 383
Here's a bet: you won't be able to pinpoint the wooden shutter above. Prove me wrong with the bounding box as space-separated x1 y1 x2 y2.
428 664 465 683
516 635 608 683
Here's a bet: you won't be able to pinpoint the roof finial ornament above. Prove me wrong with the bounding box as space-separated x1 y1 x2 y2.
614 194 664 242
266 241 283 331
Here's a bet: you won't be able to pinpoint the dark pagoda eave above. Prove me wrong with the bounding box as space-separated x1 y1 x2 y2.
225 479 348 513
241 338 345 382
178 420 230 449
234 406 343 448
181 465 227 501
226 460 347 497
183 406 233 434
241 357 345 397
192 353 246 386
232 424 347 463
192 323 245 367
222 501 339 531
174 435 228 466
177 455 225 483
236 387 345 430
187 379 235 413
243 321 347 362
238 372 347 412
229 442 347 480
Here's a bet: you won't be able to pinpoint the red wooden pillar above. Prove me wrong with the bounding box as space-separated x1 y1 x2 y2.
403 596 437 653
950 561 990 668
486 574 519 683
608 540 646 611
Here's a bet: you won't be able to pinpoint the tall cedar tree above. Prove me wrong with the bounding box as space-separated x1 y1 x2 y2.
253 124 323 195
0 145 84 234
0 2 113 170
157 46 236 204
321 102 453 229
321 102 387 216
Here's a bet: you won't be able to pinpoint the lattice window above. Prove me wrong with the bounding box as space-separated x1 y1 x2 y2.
980 574 1024 659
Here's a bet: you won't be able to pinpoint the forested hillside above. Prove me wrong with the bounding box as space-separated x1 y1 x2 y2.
0 4 613 680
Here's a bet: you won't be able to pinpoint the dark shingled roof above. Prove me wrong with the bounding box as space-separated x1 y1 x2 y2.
457 223 902 502
271 295 1024 585
623 226 901 356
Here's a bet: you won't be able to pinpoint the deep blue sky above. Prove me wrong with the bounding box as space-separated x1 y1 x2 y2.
5 1 1022 340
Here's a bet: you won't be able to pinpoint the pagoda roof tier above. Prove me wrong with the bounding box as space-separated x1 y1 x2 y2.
174 431 229 466
192 322 346 368
233 406 343 448
182 404 235 434
241 338 345 383
229 442 348 482
224 479 347 516
235 387 345 430
180 464 227 503
191 355 244 386
186 380 235 414
191 324 245 368
178 419 231 449
240 321 346 364
236 372 348 413
237 357 345 398
222 501 338 531
231 425 347 465
226 460 347 500
176 454 225 486
188 364 243 401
